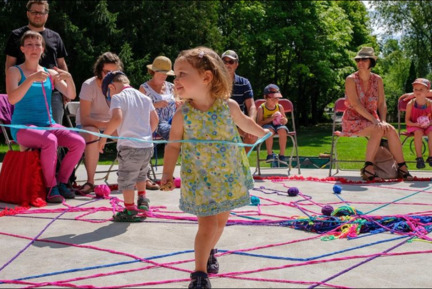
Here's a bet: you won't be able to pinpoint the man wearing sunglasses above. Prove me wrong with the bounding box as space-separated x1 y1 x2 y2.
4 0 69 125
221 49 257 152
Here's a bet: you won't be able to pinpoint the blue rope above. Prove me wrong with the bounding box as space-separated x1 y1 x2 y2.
0 124 272 158
8 236 408 282
9 250 194 282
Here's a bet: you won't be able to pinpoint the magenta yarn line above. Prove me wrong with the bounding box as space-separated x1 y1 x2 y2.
216 248 432 279
308 237 413 289
0 230 193 274
0 231 432 286
224 275 350 288
30 259 195 288
271 176 432 194
0 199 94 273
3 249 432 288
362 215 432 241
7 249 432 288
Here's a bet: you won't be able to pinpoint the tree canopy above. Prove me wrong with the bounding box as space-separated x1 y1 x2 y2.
0 0 379 125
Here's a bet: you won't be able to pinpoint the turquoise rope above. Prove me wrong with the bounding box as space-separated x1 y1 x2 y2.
0 124 272 158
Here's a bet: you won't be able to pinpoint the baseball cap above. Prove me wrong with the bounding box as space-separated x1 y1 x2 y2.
102 70 126 97
263 84 282 98
221 50 238 61
412 78 431 90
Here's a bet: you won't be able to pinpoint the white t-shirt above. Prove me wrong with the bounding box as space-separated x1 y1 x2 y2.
76 76 111 126
110 87 155 149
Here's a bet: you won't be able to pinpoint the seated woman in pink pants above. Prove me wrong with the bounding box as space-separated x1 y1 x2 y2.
5 30 85 203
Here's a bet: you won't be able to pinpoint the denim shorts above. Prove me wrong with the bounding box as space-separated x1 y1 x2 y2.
262 123 289 133
117 146 153 190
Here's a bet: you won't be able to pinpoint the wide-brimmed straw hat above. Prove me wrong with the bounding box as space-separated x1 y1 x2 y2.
146 56 174 76
354 47 378 61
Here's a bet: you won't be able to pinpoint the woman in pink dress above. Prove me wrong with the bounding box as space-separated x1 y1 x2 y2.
342 47 413 181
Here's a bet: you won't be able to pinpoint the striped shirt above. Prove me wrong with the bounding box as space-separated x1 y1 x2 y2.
231 74 253 114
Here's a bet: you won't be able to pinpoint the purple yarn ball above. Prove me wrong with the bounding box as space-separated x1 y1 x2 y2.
321 205 334 216
287 187 299 197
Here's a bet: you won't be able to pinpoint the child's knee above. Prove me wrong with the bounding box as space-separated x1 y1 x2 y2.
414 130 424 137
277 129 288 136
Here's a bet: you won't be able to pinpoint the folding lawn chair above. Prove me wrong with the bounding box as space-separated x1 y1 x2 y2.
397 95 431 158
254 98 301 175
328 98 367 176
0 94 16 151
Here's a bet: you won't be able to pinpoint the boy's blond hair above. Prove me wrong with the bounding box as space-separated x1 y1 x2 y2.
176 46 232 100
112 74 130 85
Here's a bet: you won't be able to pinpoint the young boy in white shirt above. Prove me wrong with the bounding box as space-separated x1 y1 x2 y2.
100 71 158 222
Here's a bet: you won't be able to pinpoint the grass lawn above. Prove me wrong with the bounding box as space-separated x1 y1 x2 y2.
0 123 430 172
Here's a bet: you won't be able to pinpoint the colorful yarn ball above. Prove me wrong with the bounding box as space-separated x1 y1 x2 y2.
333 185 342 194
174 178 181 188
321 205 334 216
287 187 299 197
94 184 110 199
332 205 357 217
250 196 260 206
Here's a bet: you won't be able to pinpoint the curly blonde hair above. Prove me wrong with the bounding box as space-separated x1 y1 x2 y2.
176 46 232 100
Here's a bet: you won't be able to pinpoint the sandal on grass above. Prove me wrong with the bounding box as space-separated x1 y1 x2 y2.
78 182 94 194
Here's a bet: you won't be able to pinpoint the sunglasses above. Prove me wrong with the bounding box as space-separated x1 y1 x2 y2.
355 58 370 63
223 59 236 65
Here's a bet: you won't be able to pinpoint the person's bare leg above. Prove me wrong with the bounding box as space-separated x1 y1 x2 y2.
384 126 405 163
427 130 432 158
414 130 424 158
277 129 287 156
265 134 274 155
194 215 219 273
357 125 384 176
81 126 100 189
209 211 230 250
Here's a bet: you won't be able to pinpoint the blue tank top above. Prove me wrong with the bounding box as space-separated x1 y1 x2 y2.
11 65 55 141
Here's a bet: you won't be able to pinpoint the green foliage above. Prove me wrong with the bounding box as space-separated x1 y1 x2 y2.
0 0 375 126
371 1 432 120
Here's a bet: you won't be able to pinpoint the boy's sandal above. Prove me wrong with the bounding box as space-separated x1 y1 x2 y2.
112 209 145 222
397 162 414 181
360 161 382 181
426 156 432 166
78 182 94 194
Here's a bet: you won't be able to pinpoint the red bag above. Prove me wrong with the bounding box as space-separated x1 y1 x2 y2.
0 150 46 207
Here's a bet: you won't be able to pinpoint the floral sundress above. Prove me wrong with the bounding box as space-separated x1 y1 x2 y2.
342 71 380 136
179 99 253 216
